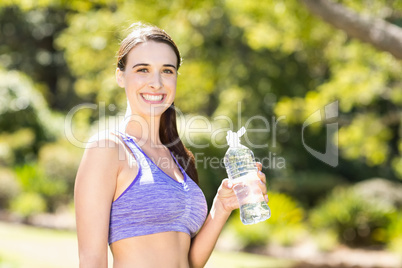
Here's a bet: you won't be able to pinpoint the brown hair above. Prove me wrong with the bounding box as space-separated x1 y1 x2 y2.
117 22 199 184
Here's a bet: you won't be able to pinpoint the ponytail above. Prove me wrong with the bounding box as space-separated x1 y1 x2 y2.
159 103 199 185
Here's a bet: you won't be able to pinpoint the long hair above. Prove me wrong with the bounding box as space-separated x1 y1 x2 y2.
159 104 198 184
117 22 199 184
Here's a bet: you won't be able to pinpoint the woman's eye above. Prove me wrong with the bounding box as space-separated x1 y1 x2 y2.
163 69 174 74
137 68 148 73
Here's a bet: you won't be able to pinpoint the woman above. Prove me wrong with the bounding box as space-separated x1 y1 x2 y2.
74 22 268 268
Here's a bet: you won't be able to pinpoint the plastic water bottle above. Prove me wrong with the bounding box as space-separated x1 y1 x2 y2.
223 127 271 225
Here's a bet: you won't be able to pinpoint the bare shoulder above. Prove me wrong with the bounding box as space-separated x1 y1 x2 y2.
86 130 126 153
75 131 125 200
86 130 122 149
79 130 127 171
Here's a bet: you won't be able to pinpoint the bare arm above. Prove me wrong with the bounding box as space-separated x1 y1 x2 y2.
188 164 268 268
188 182 233 268
74 136 121 267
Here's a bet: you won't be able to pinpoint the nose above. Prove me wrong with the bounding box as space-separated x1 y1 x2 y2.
148 72 162 90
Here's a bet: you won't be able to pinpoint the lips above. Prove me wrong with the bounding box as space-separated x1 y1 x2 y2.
141 93 166 103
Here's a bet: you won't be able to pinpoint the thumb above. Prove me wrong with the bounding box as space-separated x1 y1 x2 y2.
222 178 233 189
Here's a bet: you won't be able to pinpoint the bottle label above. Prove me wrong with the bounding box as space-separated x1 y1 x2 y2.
231 171 264 205
231 171 259 184
224 147 257 180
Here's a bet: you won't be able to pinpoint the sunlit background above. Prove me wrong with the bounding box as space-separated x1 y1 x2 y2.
1 0 402 267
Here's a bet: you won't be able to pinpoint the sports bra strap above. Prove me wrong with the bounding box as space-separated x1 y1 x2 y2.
120 132 155 185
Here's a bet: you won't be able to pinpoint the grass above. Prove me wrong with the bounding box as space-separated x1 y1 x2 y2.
0 221 294 268
0 221 89 268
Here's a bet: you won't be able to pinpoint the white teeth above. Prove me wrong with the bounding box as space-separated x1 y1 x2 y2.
142 94 163 101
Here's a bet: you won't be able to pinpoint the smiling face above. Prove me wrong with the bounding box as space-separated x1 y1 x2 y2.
116 41 178 118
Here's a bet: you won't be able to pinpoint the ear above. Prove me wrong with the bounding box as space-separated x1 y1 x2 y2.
116 68 125 88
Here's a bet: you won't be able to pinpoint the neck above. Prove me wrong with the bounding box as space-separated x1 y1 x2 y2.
123 114 163 148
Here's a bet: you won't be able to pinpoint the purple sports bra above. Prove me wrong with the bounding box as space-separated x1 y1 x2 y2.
108 134 208 244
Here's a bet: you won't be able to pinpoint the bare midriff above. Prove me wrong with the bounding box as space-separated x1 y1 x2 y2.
110 231 191 268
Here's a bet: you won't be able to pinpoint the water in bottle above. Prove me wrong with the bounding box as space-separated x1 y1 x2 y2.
223 127 271 225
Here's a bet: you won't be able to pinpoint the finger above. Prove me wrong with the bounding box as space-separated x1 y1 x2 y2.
258 182 267 195
257 170 266 184
222 178 233 189
264 194 269 203
256 162 262 171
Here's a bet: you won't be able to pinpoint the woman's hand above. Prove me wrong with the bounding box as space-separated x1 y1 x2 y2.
189 165 268 267
213 162 268 214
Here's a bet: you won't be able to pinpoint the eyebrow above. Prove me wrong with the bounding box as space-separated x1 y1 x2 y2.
132 63 177 69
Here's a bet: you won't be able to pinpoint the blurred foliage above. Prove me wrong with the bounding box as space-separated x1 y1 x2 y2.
311 229 339 252
353 178 402 209
272 171 347 207
386 211 402 253
10 192 47 219
38 141 81 197
0 69 63 165
310 186 394 247
226 192 307 248
0 168 20 208
0 0 402 253
13 153 77 213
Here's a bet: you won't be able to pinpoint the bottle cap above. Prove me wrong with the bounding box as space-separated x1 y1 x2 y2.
226 127 246 148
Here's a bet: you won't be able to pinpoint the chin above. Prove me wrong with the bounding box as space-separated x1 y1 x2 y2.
140 106 172 118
